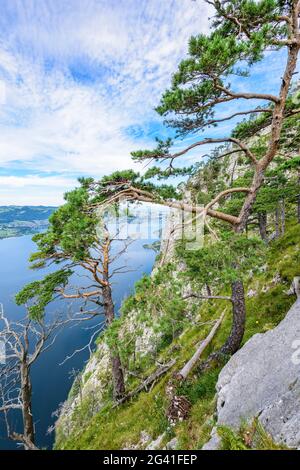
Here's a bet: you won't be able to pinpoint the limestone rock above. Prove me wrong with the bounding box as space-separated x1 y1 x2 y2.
203 299 300 449
146 433 165 450
165 437 178 450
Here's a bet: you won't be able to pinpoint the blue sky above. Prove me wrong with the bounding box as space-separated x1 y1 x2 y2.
0 0 297 205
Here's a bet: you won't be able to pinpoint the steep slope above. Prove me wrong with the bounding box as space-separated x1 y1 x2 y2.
55 220 300 450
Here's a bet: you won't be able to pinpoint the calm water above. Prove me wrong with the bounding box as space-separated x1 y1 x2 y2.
0 232 159 449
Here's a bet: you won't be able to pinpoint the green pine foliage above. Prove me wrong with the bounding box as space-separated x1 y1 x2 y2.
15 270 73 320
178 233 266 287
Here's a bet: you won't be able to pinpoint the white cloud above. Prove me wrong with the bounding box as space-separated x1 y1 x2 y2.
0 175 76 188
0 0 212 204
0 175 78 205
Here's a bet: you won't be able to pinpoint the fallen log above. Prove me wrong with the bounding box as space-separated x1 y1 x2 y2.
176 311 225 380
165 312 225 423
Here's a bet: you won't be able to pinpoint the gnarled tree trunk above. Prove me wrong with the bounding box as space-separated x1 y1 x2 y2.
20 363 35 449
281 199 286 235
198 280 246 373
235 38 300 233
258 212 268 242
220 280 246 356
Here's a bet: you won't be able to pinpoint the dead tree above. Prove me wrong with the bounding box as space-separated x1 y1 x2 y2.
17 222 136 401
0 303 72 450
176 312 225 380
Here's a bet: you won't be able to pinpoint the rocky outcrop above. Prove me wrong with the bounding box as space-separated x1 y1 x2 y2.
203 298 300 449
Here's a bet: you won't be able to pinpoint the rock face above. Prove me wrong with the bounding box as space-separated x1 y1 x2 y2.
203 298 300 449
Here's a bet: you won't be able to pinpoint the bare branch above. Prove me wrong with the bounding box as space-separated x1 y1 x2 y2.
214 83 280 104
203 107 272 127
204 187 251 212
183 293 232 302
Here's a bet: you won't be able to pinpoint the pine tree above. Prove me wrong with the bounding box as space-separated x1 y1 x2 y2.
16 180 127 401
130 0 300 232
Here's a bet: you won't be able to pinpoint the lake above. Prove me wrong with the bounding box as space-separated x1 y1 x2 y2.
0 227 160 450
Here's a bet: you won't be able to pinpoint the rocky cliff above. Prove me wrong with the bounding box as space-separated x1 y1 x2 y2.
204 295 300 449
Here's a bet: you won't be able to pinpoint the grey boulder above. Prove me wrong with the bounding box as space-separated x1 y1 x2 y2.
203 299 300 449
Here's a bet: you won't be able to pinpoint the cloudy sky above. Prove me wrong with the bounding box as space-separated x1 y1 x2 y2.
0 0 295 205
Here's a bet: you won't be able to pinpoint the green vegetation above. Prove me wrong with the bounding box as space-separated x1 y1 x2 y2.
218 418 291 450
55 219 299 450
54 0 300 448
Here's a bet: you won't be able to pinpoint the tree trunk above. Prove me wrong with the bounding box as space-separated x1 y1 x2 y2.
236 39 300 233
258 212 268 242
20 363 35 449
275 206 280 239
235 170 265 233
110 354 126 400
297 168 300 224
103 284 115 325
198 280 246 373
206 284 212 297
177 312 225 380
219 280 246 356
281 199 285 236
103 284 125 400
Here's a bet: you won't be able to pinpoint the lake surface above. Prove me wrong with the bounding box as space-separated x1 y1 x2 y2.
0 229 160 449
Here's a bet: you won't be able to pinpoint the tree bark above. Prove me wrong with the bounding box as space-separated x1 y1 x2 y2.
281 199 285 235
297 168 300 223
102 284 125 400
275 205 280 239
103 284 115 325
219 280 246 356
20 363 35 449
197 280 246 374
206 284 212 297
258 212 268 242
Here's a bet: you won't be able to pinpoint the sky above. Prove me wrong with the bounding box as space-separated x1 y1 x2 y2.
0 0 297 205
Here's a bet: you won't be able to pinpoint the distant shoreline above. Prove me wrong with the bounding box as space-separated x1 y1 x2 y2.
0 205 56 240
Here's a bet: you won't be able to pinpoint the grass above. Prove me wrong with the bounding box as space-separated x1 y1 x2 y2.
218 418 291 450
55 220 300 450
56 377 170 450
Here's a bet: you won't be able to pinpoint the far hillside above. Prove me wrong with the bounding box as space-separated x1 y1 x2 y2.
0 206 56 239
